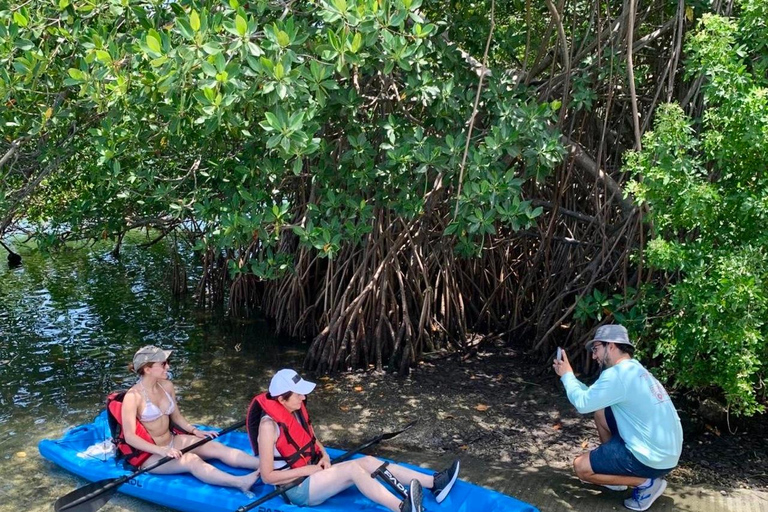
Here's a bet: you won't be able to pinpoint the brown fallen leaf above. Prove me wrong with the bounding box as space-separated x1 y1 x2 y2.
581 440 589 449
552 423 562 431
459 445 469 451
339 405 350 412
354 386 363 392
323 383 335 390
475 404 489 411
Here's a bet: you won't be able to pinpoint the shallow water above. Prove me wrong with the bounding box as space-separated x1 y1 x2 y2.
0 239 305 511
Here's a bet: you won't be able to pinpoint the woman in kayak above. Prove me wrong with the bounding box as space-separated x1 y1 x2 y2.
121 345 261 493
247 369 460 512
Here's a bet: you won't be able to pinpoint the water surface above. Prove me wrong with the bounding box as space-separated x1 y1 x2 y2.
0 239 304 511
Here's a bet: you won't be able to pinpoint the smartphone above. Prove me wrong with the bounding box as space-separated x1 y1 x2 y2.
556 347 563 361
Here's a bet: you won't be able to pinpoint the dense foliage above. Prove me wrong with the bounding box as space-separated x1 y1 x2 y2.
626 7 768 415
1 0 561 373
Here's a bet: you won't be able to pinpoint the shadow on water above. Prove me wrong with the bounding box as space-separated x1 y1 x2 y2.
0 237 303 512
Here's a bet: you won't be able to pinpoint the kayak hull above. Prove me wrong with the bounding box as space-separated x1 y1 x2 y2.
39 412 538 512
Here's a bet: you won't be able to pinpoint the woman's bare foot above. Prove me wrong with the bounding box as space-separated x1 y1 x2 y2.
238 469 261 495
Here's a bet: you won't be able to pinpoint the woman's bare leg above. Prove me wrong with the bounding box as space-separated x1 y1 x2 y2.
144 452 259 492
307 459 402 511
174 434 260 469
353 455 435 489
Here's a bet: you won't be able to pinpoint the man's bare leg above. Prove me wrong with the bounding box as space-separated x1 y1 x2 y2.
594 409 612 444
573 453 646 487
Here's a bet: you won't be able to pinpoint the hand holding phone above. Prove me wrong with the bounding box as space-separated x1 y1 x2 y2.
556 347 563 361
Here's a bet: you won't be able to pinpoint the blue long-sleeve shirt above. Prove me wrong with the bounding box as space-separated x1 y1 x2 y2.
561 358 683 470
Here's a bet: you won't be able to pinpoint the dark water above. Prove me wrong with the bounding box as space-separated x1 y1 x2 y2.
0 238 305 511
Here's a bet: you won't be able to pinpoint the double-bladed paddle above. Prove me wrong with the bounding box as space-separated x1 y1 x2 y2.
54 419 246 512
235 420 418 512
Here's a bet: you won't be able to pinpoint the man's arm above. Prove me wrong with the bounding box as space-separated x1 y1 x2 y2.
553 349 626 414
562 369 625 414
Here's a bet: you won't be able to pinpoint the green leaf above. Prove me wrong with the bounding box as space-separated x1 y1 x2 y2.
247 41 263 56
94 50 112 64
263 111 280 130
190 10 201 32
277 30 290 47
67 68 86 81
236 15 248 37
146 31 162 54
350 32 362 53
177 19 194 40
202 42 222 55
14 38 35 51
201 61 217 77
13 11 28 27
274 62 285 79
280 135 291 152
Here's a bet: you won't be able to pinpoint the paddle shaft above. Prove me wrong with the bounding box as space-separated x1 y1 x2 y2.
56 419 246 512
235 421 416 512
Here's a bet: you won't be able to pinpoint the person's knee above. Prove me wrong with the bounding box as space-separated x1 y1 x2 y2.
573 455 592 479
179 453 204 469
354 456 381 472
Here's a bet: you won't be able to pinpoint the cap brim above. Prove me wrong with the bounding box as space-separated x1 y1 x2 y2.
294 379 316 395
162 349 172 360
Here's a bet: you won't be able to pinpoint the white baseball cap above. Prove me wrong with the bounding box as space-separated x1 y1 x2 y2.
269 369 316 396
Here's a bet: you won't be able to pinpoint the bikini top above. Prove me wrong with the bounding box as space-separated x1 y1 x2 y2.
138 381 176 422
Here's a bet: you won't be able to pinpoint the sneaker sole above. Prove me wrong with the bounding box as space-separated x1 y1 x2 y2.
411 480 424 512
434 460 460 504
580 479 628 491
624 480 667 511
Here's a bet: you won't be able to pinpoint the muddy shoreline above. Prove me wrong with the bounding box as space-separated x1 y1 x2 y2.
304 344 768 492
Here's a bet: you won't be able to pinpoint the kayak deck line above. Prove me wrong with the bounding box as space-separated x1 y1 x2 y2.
40 411 539 512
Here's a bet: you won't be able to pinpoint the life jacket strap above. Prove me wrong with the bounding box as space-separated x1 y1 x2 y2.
278 422 319 467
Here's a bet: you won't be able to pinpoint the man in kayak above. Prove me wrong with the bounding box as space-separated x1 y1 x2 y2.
120 346 261 492
553 325 683 512
247 369 460 512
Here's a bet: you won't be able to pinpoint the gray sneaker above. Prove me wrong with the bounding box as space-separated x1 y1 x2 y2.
400 479 423 512
431 459 460 504
624 479 667 511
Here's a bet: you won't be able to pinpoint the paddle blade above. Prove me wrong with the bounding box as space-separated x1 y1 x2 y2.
54 478 120 512
381 420 418 440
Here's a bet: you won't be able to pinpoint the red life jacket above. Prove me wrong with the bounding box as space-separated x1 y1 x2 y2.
246 392 321 468
106 390 155 468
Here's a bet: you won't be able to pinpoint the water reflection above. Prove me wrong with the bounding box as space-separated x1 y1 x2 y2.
0 237 305 511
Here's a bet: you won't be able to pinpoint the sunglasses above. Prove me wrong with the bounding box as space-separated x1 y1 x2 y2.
155 360 170 368
591 342 604 353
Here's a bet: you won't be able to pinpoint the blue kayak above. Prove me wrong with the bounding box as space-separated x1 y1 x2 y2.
39 411 538 512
